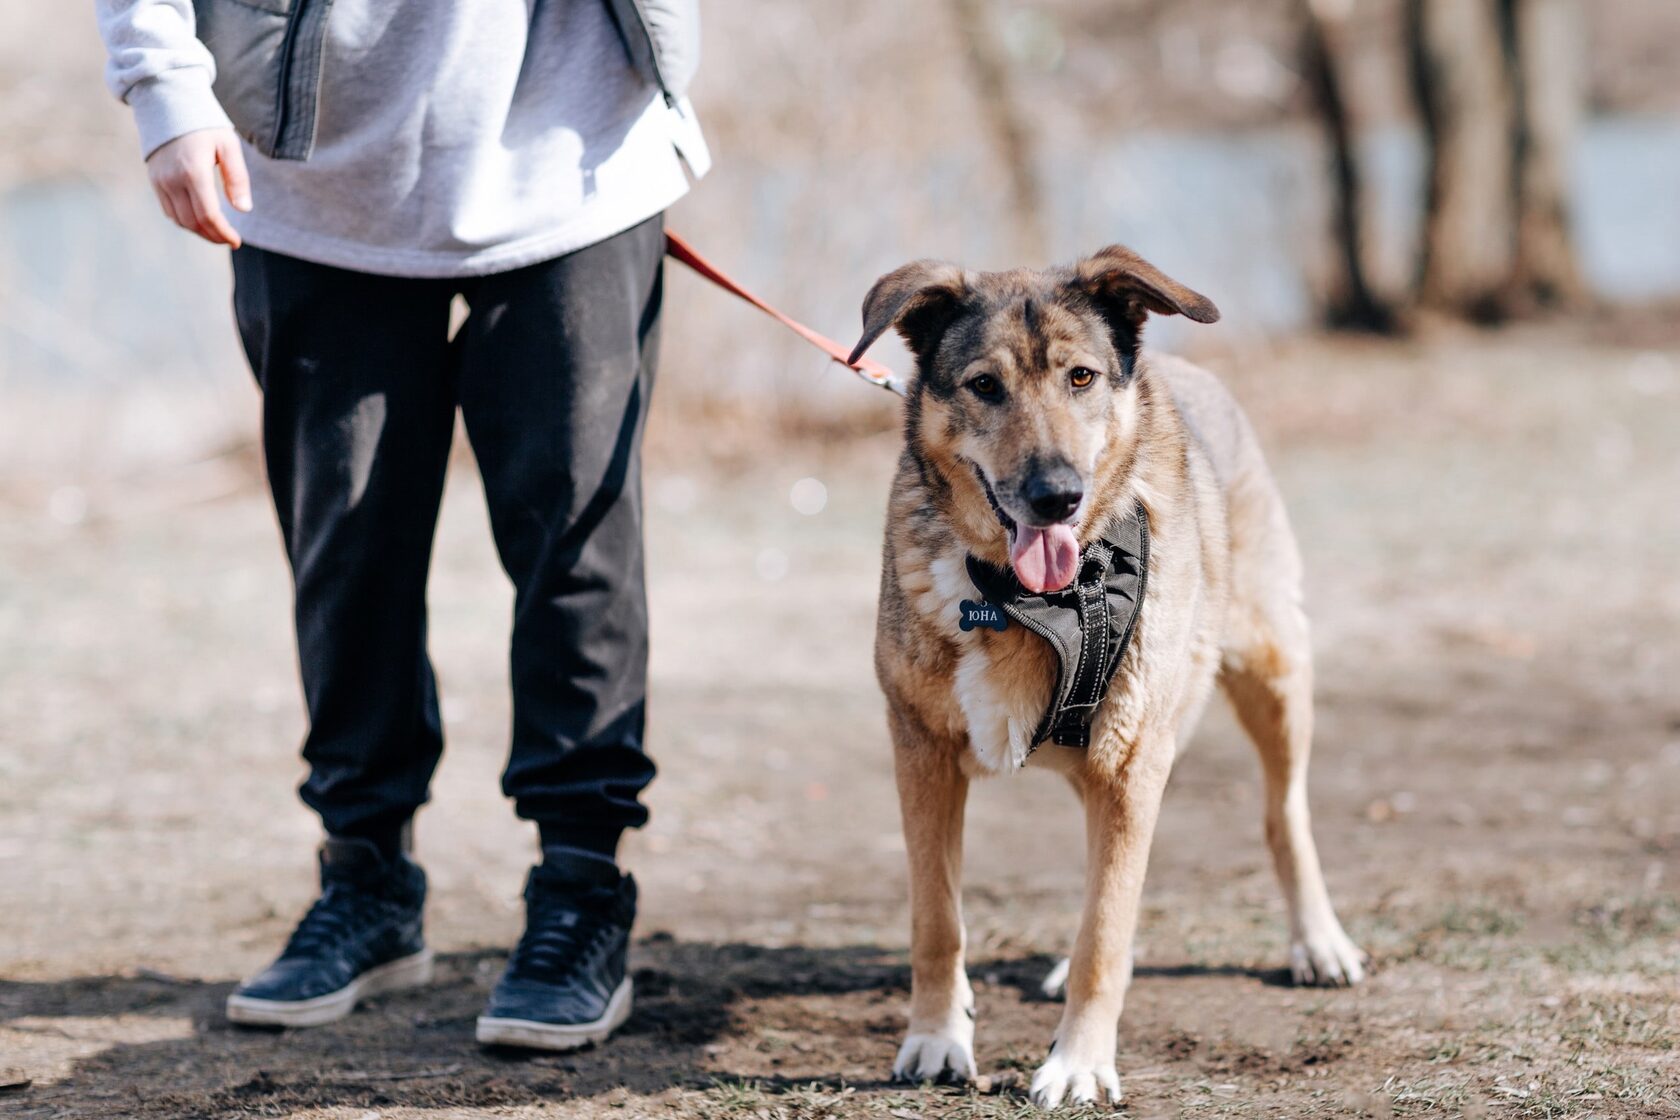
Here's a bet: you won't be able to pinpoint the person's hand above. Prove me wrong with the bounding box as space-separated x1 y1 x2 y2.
145 128 252 248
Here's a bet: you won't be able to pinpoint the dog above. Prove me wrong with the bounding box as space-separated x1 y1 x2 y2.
847 245 1366 1108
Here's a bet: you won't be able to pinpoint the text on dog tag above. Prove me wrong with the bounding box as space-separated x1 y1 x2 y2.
958 600 1007 633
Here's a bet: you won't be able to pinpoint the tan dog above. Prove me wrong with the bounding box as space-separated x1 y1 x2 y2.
848 246 1366 1108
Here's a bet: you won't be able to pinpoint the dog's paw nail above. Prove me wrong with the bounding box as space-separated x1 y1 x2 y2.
893 1030 977 1085
1030 1051 1121 1110
1290 933 1368 987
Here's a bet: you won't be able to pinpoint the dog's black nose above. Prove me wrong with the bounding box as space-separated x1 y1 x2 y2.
1024 464 1084 523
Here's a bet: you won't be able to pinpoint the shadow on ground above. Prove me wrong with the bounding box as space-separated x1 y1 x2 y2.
3 940 925 1118
1 939 1325 1118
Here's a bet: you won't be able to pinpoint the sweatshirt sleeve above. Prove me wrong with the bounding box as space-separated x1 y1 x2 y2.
96 0 233 158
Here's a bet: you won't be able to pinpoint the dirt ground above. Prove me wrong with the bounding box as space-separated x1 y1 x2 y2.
3 330 1679 1119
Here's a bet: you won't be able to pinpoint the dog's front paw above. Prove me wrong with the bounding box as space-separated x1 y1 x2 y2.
1030 1046 1121 1109
893 1023 977 1084
1290 925 1368 987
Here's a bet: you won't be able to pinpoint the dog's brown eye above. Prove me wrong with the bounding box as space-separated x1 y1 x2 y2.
1069 367 1098 390
968 374 1002 399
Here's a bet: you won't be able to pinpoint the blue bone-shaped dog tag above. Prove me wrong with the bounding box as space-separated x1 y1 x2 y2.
958 600 1007 633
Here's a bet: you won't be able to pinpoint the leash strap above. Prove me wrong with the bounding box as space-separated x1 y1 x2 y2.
665 231 906 397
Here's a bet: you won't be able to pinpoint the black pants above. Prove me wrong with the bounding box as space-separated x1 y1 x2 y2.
231 216 664 856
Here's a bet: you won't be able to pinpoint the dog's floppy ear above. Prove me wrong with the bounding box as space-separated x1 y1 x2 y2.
848 260 969 368
1072 244 1220 328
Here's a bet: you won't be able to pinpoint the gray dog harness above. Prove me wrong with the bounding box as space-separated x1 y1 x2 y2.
964 502 1150 752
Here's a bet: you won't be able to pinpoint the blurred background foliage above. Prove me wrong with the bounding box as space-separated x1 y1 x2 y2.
2 0 1678 480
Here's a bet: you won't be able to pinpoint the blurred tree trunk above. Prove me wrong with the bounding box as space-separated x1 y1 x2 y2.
948 0 1049 263
1501 0 1588 312
1297 0 1394 331
1405 0 1514 318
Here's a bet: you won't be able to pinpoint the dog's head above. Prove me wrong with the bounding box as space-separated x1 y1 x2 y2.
850 245 1218 593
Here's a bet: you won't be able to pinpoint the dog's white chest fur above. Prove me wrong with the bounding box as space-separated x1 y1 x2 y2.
917 550 1050 774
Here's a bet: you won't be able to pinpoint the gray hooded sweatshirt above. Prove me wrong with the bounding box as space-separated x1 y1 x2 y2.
96 0 710 278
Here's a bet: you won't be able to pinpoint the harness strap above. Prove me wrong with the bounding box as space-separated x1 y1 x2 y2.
1049 547 1114 747
966 502 1150 754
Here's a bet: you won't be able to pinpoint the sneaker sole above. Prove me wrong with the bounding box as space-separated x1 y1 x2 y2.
474 976 633 1052
225 947 435 1028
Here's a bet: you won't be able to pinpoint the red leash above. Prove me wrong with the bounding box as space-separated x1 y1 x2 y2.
665 231 905 397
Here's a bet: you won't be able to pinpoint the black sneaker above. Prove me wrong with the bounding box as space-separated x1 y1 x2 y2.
475 860 635 1051
225 836 431 1028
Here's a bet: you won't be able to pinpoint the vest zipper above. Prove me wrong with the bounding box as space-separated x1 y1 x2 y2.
268 0 310 156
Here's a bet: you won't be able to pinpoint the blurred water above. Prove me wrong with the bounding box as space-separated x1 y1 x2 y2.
0 177 243 387
1053 114 1680 350
1575 115 1680 301
2 114 1675 388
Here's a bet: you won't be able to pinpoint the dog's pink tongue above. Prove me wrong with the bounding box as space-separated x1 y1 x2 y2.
1010 524 1081 593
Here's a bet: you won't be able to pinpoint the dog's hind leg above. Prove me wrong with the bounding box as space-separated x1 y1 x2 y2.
890 710 977 1084
1219 602 1366 986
